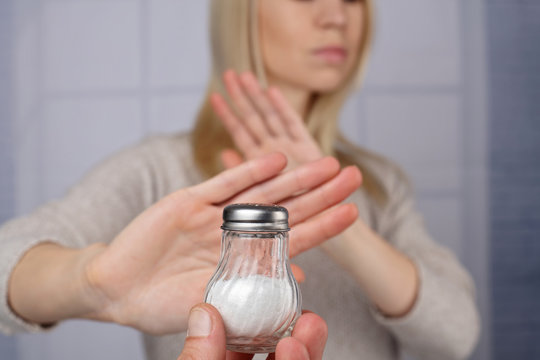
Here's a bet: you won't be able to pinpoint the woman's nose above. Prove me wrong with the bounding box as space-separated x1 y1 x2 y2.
315 0 347 29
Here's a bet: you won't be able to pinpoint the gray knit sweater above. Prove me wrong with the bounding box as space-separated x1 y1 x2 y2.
0 133 479 360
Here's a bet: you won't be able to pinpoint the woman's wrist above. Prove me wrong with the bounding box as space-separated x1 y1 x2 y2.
8 242 108 325
321 219 419 317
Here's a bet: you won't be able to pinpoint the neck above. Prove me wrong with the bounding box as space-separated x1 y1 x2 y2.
267 76 313 120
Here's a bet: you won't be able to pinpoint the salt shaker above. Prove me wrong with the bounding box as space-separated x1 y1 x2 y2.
204 203 302 353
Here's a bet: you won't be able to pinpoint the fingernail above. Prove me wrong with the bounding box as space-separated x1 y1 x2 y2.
187 308 212 337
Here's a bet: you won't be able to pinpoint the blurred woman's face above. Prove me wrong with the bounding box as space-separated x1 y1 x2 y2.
258 0 364 93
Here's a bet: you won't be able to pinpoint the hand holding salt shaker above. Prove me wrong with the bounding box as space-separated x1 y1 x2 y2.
204 203 302 353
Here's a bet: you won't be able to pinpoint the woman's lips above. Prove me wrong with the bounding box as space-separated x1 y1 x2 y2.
313 47 348 65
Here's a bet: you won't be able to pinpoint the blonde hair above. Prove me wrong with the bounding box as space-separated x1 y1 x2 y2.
192 0 388 204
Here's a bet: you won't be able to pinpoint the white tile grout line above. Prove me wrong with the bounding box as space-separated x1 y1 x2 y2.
36 0 46 205
42 86 206 101
139 0 149 135
362 85 460 96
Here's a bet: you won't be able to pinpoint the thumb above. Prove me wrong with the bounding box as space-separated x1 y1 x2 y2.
177 304 227 360
220 149 244 169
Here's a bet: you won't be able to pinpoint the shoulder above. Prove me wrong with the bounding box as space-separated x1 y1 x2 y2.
131 130 203 185
99 131 193 170
79 131 201 199
117 131 192 159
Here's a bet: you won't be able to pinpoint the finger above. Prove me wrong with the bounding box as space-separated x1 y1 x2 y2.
193 152 287 204
289 203 358 257
275 337 310 360
224 70 269 143
267 87 308 141
291 263 306 283
291 312 328 360
178 304 226 360
221 149 245 170
239 72 284 137
283 166 362 226
233 157 340 205
211 93 256 155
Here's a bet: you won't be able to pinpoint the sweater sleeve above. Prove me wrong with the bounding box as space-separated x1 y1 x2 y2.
0 137 166 335
372 172 480 360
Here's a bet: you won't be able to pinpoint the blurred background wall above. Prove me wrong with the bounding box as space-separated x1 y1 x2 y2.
0 0 535 359
0 0 17 356
487 0 540 359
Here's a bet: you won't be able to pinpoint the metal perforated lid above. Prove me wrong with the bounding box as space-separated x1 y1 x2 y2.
221 203 290 231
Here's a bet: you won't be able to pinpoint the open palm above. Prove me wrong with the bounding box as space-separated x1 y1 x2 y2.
212 71 323 170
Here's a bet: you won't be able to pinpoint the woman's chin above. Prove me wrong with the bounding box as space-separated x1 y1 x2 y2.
304 72 349 94
310 80 346 94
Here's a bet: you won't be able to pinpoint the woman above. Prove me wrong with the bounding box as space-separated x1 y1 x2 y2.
0 1 479 360
191 0 479 359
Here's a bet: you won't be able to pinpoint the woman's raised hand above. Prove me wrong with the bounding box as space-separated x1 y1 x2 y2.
212 70 323 170
81 153 361 334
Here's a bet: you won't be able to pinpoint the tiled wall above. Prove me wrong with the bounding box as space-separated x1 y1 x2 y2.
14 0 210 215
487 0 540 358
9 0 489 359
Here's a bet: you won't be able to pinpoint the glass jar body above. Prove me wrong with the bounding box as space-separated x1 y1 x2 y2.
204 230 302 353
